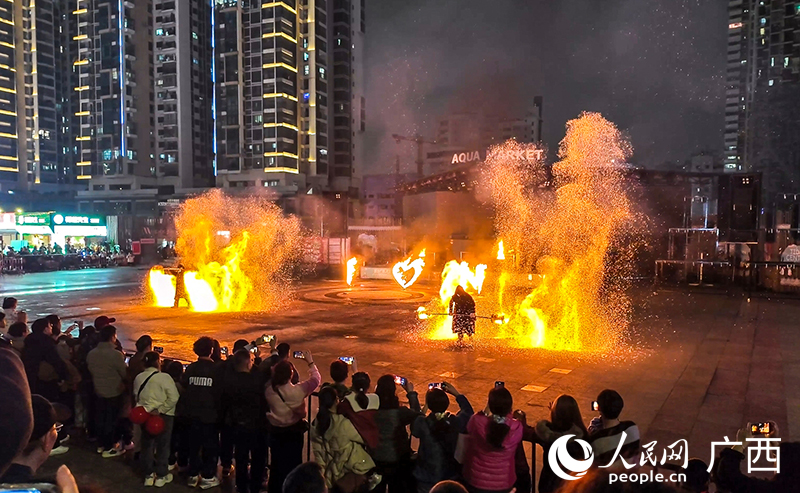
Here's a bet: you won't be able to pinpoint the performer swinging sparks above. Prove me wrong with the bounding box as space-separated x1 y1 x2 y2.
173 264 190 309
449 285 477 347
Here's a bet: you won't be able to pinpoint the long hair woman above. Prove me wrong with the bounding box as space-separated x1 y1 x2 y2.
371 374 421 492
531 394 589 493
265 351 320 493
462 387 522 493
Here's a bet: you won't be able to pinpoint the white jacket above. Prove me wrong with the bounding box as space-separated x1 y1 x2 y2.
133 367 180 416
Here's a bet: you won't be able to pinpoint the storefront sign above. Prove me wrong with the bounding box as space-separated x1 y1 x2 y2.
52 214 104 226
0 212 15 231
451 151 483 164
16 213 50 226
450 148 544 165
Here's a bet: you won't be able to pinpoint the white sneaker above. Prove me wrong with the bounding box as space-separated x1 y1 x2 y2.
367 473 382 491
144 474 156 487
187 476 200 488
101 446 126 458
49 445 69 456
199 476 221 490
154 473 173 488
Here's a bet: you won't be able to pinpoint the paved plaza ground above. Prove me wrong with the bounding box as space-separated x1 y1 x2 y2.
3 267 798 491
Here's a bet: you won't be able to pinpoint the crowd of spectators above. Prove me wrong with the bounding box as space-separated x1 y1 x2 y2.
0 244 135 273
0 296 797 493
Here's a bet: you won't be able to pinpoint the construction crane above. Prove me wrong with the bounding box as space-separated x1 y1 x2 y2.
391 134 437 177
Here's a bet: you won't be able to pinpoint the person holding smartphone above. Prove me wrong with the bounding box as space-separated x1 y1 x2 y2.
265 350 320 493
517 394 588 493
372 374 421 493
412 382 473 492
462 386 523 493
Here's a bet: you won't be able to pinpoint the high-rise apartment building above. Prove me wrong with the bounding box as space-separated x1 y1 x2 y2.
724 0 800 195
214 0 302 190
0 0 76 190
154 0 215 188
214 0 365 197
330 0 365 192
74 0 155 189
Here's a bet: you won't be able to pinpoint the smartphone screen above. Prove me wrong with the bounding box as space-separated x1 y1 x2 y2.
428 382 442 390
339 356 354 365
394 375 406 386
69 327 81 338
221 347 229 356
591 401 599 412
751 422 770 434
293 351 304 359
153 346 164 354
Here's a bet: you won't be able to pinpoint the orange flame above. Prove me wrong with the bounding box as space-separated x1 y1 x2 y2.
486 114 632 351
392 250 426 289
346 257 358 286
148 267 176 307
147 190 301 312
420 114 635 352
497 240 505 260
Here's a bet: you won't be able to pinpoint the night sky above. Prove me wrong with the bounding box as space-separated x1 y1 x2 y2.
363 0 728 173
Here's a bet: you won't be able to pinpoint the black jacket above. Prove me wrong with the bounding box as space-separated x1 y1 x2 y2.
179 358 221 423
715 447 799 493
0 463 33 483
220 369 268 430
21 332 68 387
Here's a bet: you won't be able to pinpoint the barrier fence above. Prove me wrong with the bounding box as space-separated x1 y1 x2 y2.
1 256 23 274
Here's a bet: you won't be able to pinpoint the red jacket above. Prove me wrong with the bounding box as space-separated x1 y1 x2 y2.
463 413 523 491
336 393 380 451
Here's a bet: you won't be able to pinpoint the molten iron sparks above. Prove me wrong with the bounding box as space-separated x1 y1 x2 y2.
147 190 301 312
346 257 358 286
486 113 633 351
420 113 636 352
392 250 426 289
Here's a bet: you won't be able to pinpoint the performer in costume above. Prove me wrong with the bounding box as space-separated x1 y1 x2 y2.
173 264 189 308
449 285 476 346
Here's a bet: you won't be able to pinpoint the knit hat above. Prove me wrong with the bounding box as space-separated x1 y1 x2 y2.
0 346 33 476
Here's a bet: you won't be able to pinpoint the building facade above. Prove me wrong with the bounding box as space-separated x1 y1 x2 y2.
724 0 800 197
0 0 79 191
214 0 365 198
154 0 215 189
74 0 155 194
424 97 544 175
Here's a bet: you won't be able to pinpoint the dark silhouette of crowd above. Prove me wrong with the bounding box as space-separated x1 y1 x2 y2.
1 299 797 493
